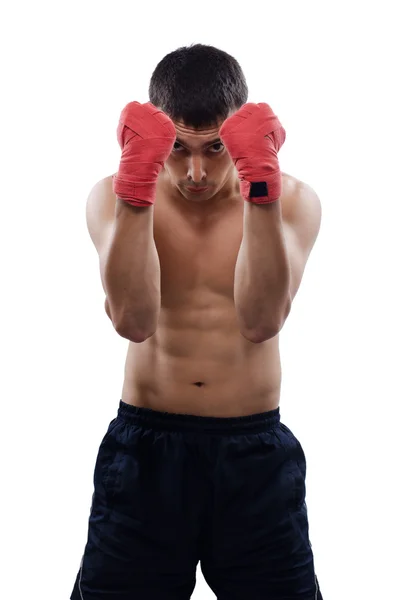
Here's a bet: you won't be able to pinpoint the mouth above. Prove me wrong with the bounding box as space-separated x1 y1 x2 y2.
185 186 209 194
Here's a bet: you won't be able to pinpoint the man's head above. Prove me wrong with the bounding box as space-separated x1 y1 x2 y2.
149 44 248 204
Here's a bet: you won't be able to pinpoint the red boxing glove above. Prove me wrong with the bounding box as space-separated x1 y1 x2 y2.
113 102 176 207
219 103 286 204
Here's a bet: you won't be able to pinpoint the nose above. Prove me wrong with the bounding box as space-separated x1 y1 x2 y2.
187 155 207 183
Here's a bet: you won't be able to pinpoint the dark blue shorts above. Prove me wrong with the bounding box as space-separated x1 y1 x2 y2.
71 400 322 599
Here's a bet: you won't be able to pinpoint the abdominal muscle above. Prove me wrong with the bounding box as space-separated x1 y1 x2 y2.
121 293 282 418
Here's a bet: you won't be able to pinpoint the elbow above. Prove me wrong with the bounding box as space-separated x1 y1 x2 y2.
240 316 287 344
240 298 291 343
115 321 155 343
241 326 280 344
105 298 157 343
114 312 157 343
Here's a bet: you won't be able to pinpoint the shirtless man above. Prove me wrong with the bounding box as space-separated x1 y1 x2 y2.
71 44 323 599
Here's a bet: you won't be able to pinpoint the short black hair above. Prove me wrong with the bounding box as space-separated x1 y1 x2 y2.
149 44 248 128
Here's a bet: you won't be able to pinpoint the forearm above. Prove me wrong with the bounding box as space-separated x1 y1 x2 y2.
234 201 291 341
102 198 160 341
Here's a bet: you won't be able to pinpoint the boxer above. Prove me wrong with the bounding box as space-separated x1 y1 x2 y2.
71 43 323 599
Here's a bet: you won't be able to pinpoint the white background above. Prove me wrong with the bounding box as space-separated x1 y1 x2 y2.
1 1 396 598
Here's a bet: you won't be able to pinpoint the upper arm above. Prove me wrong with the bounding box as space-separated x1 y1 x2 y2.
282 179 322 301
86 175 117 259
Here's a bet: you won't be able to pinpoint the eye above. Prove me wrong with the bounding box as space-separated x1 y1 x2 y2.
208 142 225 154
173 142 185 152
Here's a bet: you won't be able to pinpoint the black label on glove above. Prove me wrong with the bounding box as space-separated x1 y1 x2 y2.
250 182 268 198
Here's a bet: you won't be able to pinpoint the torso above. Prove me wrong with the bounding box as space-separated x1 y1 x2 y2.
121 174 289 417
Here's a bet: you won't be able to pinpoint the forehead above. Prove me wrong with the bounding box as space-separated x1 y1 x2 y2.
172 119 224 147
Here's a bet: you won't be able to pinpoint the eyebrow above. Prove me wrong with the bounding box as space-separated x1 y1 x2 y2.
175 137 222 148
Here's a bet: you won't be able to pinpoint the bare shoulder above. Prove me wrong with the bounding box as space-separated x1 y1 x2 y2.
280 172 322 234
281 172 320 203
86 175 117 253
280 173 322 301
87 174 116 209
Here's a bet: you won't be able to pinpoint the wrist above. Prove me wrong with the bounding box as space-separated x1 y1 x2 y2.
240 170 282 204
113 174 156 207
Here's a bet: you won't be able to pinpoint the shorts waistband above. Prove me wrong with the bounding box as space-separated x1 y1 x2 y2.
117 400 280 435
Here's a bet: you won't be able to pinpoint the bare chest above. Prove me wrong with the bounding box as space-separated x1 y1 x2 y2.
153 200 244 307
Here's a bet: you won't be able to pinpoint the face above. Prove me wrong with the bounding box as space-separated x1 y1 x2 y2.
164 118 237 206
